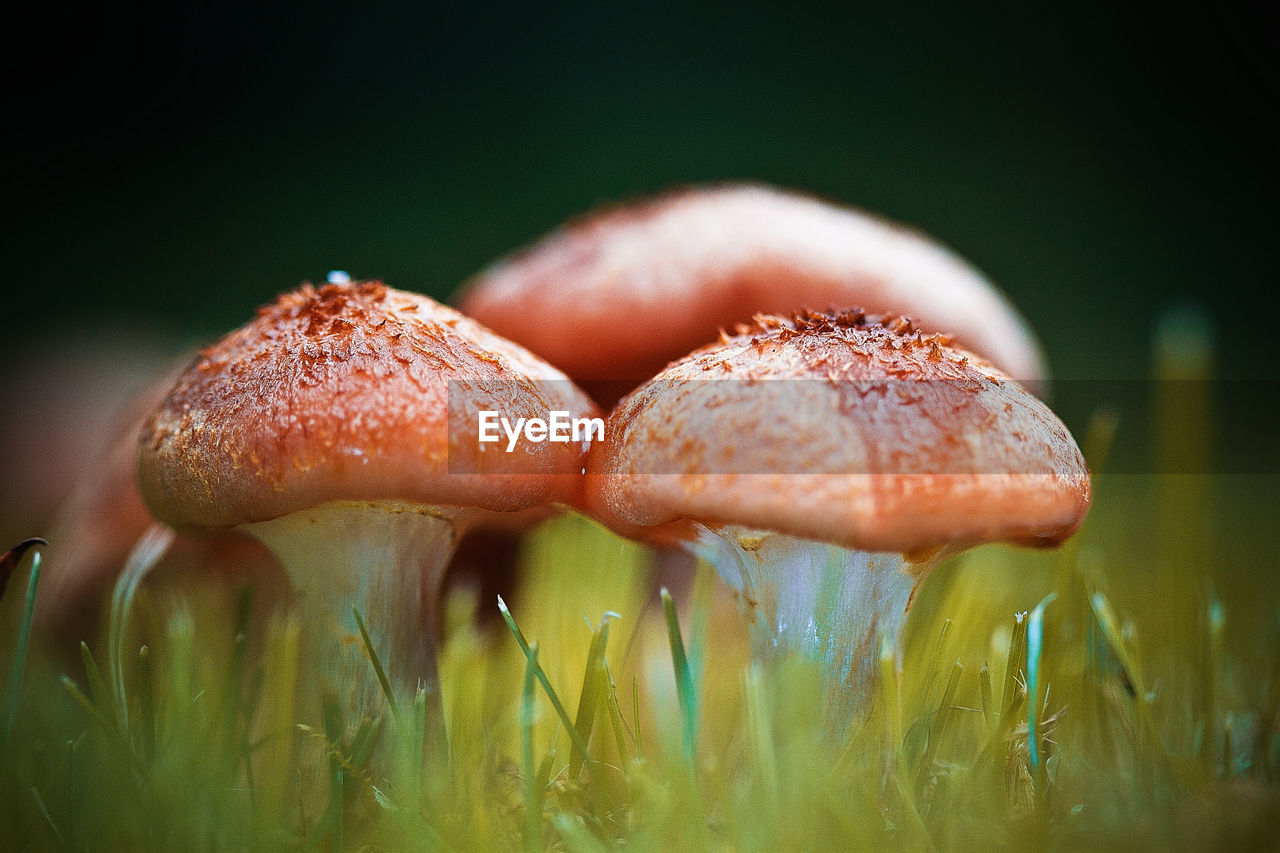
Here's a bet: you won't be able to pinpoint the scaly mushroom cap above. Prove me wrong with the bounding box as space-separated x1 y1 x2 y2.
457 183 1046 389
139 281 599 529
585 309 1088 556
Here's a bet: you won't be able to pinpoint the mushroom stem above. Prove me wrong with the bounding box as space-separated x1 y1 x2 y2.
689 523 926 719
241 499 467 724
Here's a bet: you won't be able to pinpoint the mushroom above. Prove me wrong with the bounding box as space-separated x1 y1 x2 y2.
34 358 284 651
456 183 1047 406
136 281 599 722
584 309 1089 719
34 365 182 640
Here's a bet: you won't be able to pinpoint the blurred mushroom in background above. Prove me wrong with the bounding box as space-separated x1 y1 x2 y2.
456 182 1048 408
0 328 178 549
30 358 286 655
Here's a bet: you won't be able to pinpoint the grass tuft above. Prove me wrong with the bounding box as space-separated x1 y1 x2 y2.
2 474 1278 850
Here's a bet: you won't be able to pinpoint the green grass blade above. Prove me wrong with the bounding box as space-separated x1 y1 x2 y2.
979 662 993 726
918 659 964 793
0 537 45 601
498 594 537 659
321 694 346 853
922 618 953 712
1000 612 1028 723
601 658 633 772
60 675 114 736
1026 593 1056 773
976 612 1030 769
349 714 382 770
1088 592 1152 744
1089 590 1173 795
661 588 697 763
59 674 146 781
78 642 120 735
137 644 155 762
108 524 175 732
568 615 614 780
631 675 643 758
522 641 543 853
2 547 43 747
497 595 596 777
29 785 67 849
352 606 401 728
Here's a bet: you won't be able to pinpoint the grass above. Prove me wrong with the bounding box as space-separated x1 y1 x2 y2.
0 487 1277 852
1 312 1277 849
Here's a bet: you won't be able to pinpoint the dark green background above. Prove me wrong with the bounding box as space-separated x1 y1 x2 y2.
6 2 1276 376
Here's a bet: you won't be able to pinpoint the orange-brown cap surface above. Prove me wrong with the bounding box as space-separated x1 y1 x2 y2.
139 282 599 529
585 310 1088 556
457 183 1046 390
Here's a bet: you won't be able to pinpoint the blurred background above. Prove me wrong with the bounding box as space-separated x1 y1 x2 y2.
1 3 1276 638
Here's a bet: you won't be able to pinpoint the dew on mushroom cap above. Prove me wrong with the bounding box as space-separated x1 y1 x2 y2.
584 308 1089 721
456 183 1048 404
137 281 600 727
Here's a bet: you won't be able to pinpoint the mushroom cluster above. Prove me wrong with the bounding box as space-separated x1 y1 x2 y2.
39 180 1089 746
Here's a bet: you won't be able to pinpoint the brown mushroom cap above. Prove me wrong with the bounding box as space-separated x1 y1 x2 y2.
139 281 599 529
585 309 1089 557
457 183 1047 391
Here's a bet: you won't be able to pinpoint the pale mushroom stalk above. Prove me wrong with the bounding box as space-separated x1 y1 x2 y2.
242 500 469 713
691 524 924 719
